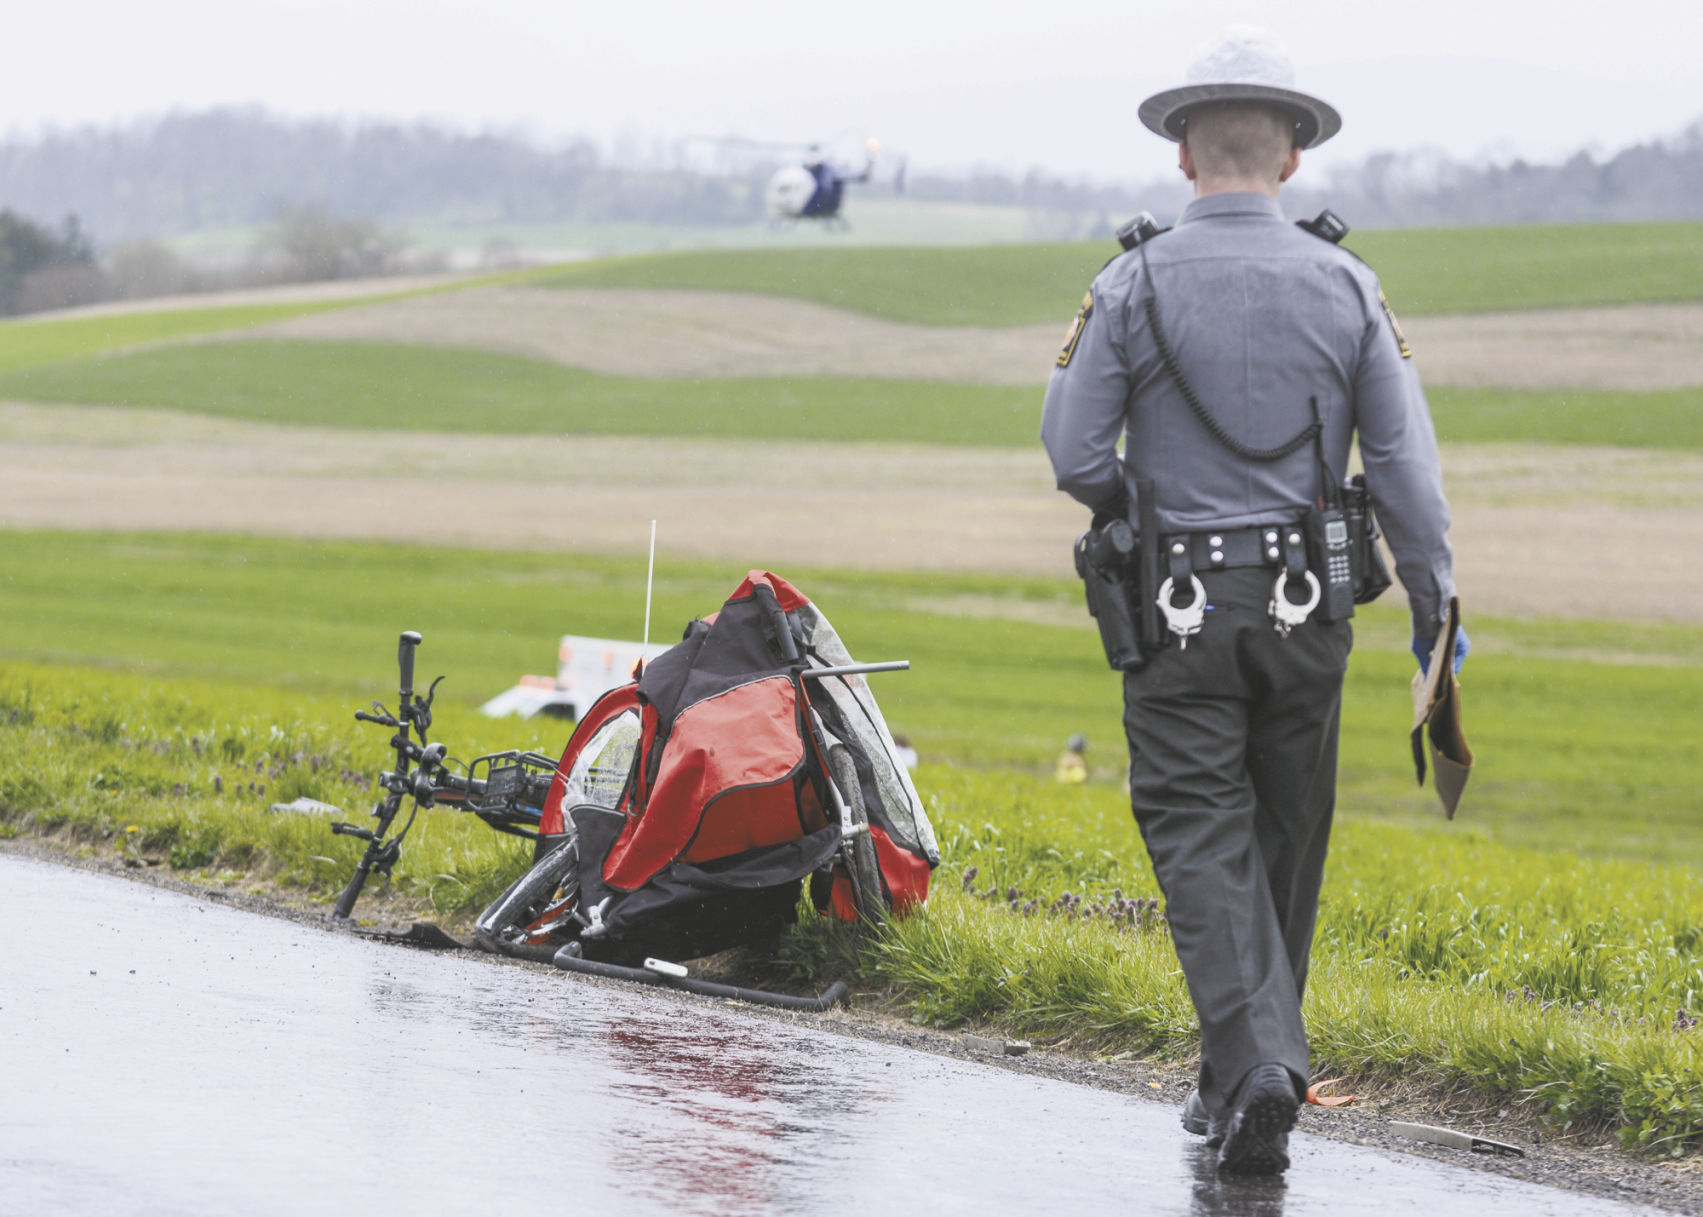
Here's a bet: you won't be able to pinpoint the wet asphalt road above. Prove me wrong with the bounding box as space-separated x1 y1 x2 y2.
0 855 1670 1216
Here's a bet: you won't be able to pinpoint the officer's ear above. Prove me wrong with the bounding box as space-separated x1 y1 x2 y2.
1277 146 1301 184
1179 141 1198 183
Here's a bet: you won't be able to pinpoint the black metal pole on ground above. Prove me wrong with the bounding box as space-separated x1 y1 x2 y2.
551 949 849 1012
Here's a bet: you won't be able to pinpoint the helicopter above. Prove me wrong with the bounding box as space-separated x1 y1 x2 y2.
685 133 905 227
765 138 895 224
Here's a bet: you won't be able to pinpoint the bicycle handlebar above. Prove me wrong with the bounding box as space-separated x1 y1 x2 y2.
431 769 483 796
398 631 421 699
331 630 431 922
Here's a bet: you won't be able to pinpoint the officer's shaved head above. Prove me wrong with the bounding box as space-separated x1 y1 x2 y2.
1182 103 1297 185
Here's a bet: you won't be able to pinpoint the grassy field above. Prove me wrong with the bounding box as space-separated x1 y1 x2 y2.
0 270 548 374
3 339 1700 451
1 222 1695 393
1428 387 1703 449
3 655 1699 1152
0 301 379 374
538 242 1112 326
4 529 1702 866
0 340 1038 446
536 221 1703 324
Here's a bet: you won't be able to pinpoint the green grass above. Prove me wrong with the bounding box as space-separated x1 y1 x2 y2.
0 302 376 374
4 529 1703 866
538 243 1113 326
1430 387 1703 449
0 340 1038 444
865 859 1703 1155
0 269 543 375
863 781 1703 1156
534 221 1703 324
0 660 547 913
0 220 1691 395
1353 222 1703 315
3 659 1699 1152
4 339 1700 450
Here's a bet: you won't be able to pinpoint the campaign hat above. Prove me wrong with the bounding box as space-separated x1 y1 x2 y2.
1139 27 1341 150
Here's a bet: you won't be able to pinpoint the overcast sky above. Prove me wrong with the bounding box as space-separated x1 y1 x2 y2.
10 0 1702 183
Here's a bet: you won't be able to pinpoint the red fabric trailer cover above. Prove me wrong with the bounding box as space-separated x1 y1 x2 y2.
603 676 818 887
544 570 936 945
731 570 809 613
822 828 932 920
597 572 814 893
870 825 930 914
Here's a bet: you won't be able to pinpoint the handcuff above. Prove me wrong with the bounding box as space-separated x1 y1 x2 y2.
1155 568 1322 647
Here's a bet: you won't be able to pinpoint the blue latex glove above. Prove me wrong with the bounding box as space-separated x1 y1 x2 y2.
1412 625 1470 676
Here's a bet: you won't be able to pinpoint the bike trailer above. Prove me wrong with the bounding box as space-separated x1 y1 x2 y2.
479 571 938 964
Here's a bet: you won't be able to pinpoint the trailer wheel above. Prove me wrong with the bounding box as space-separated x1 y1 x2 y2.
828 745 885 926
474 837 579 955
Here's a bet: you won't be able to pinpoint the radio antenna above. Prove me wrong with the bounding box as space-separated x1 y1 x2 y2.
642 520 657 653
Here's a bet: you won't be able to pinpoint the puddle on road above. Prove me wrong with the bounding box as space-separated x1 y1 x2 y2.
0 855 1665 1216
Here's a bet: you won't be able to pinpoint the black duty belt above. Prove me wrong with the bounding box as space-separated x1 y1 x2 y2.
1162 523 1306 572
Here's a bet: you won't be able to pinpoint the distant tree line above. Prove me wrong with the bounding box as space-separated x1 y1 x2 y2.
0 210 100 314
907 120 1703 229
0 203 436 316
0 108 764 245
1286 123 1703 226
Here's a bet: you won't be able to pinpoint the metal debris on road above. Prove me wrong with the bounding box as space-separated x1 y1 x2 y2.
963 1033 1031 1057
1390 1121 1525 1157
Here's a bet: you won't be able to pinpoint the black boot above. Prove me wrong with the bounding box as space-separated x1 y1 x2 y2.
1181 1090 1225 1148
1217 1063 1299 1175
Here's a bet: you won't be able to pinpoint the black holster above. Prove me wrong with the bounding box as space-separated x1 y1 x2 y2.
1075 520 1147 670
1075 479 1167 671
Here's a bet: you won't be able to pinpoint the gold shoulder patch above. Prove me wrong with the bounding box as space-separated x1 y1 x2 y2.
1379 288 1413 359
1056 290 1094 368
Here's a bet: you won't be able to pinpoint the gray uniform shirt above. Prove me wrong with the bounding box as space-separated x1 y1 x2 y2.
1040 192 1455 635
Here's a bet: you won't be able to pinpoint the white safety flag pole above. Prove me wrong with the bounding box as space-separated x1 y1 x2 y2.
642 520 657 654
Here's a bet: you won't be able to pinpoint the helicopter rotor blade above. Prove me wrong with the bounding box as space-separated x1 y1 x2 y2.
682 133 810 153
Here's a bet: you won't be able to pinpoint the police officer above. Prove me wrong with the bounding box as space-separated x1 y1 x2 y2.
1041 28 1463 1175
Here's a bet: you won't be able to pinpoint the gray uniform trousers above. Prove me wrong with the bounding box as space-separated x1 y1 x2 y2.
1121 566 1350 1114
